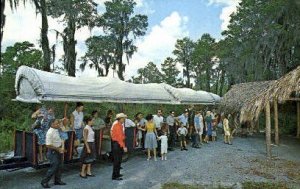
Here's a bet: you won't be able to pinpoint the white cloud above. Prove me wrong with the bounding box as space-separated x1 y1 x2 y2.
3 3 40 48
2 2 104 77
124 11 189 79
208 0 240 31
2 1 185 80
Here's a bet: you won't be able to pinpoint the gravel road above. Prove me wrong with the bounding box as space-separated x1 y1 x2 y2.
1 134 300 189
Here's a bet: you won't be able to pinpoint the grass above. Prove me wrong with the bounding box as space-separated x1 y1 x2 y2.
162 182 233 189
161 182 292 189
242 181 289 189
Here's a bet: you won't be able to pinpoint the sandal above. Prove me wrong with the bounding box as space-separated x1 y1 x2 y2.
87 174 95 177
80 174 87 179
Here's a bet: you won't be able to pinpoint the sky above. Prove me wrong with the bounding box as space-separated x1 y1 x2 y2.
2 0 240 79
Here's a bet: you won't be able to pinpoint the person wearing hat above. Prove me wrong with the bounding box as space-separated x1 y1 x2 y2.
110 113 128 180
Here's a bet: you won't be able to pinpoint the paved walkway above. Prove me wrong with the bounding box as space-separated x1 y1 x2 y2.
1 134 300 189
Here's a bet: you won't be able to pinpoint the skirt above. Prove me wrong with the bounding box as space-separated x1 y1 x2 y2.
144 132 157 149
81 142 96 164
33 128 46 145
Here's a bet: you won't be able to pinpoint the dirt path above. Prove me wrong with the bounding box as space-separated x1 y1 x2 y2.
1 134 299 189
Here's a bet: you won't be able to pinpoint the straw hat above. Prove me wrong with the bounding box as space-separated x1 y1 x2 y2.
115 113 127 120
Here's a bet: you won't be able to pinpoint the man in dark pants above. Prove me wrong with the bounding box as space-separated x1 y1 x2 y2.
111 113 128 180
167 111 176 149
41 119 66 188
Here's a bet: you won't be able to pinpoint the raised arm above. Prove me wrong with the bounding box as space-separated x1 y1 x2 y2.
31 109 42 119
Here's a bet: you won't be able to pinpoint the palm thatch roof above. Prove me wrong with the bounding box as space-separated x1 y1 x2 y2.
241 66 300 122
219 80 276 116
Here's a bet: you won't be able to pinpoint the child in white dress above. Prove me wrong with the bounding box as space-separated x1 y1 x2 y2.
158 132 168 160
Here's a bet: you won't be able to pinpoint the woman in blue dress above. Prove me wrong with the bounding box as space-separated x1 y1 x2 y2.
204 111 212 143
32 106 55 162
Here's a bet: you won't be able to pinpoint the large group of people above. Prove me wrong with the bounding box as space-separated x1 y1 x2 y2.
32 103 235 188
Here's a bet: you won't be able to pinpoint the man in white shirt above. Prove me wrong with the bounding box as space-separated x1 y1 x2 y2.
153 109 164 156
41 119 66 188
153 109 164 131
124 118 136 128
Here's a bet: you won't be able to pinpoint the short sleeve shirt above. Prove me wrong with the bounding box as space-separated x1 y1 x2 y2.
72 110 83 129
178 114 188 126
46 127 62 148
166 115 175 126
92 118 105 130
153 115 164 129
177 127 188 135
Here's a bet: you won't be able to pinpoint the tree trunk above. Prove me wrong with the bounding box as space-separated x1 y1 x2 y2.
40 0 51 72
215 70 220 94
265 101 272 158
205 67 210 92
117 63 124 80
274 99 279 145
219 69 225 96
297 102 300 138
64 18 76 77
186 63 190 88
116 37 124 80
0 0 5 54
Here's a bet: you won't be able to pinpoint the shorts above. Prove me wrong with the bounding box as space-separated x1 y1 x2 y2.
75 128 83 141
179 134 186 142
161 144 168 154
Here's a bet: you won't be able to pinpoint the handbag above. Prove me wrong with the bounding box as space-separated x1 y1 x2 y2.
84 155 95 164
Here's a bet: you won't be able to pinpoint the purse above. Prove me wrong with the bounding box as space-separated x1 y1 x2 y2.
84 156 95 164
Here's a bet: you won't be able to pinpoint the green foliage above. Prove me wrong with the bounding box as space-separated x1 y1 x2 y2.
132 62 163 84
97 0 148 80
0 42 43 153
161 182 234 189
80 35 116 76
242 182 289 189
1 41 43 74
221 0 300 85
173 37 195 88
48 0 98 76
192 33 216 92
161 57 180 86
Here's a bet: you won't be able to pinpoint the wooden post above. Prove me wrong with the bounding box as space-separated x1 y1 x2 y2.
265 101 272 158
274 99 279 145
297 102 300 138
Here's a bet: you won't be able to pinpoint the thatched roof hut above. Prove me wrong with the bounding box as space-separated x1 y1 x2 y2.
240 66 300 122
220 66 300 158
219 80 276 116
